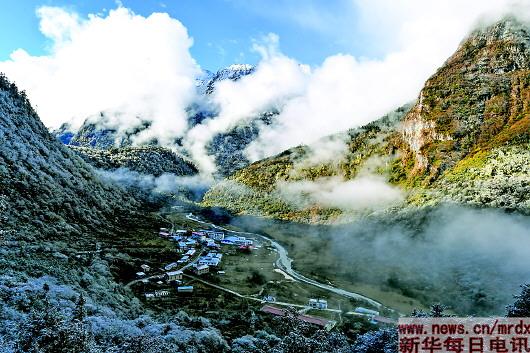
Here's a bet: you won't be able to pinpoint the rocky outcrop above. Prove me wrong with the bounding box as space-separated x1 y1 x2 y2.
400 93 452 171
400 17 530 177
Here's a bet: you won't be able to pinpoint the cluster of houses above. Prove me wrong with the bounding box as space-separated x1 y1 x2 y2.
140 227 257 300
221 235 253 247
189 251 224 276
159 227 254 251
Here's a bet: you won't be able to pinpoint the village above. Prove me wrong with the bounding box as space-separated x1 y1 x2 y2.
134 226 254 296
127 220 395 332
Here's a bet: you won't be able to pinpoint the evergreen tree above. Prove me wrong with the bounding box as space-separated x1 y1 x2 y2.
429 304 448 318
507 284 530 317
73 294 86 322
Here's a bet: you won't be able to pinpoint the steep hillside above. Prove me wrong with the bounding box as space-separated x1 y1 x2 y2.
0 75 255 353
64 114 153 149
203 18 530 222
0 74 148 239
203 105 411 222
400 18 530 182
206 110 277 176
72 145 198 177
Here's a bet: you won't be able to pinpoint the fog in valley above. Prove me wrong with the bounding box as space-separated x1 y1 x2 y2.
229 205 530 315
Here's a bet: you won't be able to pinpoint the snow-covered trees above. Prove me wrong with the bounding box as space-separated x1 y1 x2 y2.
0 74 153 240
350 328 398 353
507 284 530 317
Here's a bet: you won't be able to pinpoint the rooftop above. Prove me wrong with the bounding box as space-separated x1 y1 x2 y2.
261 305 332 328
166 270 183 276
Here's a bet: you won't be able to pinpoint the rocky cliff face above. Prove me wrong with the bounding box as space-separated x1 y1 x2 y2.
400 18 530 181
203 18 530 222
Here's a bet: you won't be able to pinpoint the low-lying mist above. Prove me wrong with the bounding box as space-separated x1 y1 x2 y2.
229 205 530 315
98 168 212 202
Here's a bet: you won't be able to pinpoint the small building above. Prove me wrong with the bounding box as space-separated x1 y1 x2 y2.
198 252 222 267
185 249 196 256
194 264 210 275
177 286 194 293
263 295 276 302
373 316 396 325
140 264 151 272
354 307 380 316
176 230 188 234
177 255 190 264
222 236 238 245
308 299 328 310
237 238 253 246
154 290 170 298
145 292 155 299
211 232 225 241
165 270 183 282
222 236 253 246
185 239 197 247
238 245 253 253
136 271 146 278
206 241 220 249
208 252 222 259
217 270 226 275
191 231 205 239
164 262 179 271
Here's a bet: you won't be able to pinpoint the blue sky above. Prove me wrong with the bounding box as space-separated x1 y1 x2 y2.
0 0 373 71
0 0 516 167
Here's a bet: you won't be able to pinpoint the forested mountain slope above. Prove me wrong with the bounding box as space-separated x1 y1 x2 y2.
72 145 198 177
203 18 530 223
0 74 151 239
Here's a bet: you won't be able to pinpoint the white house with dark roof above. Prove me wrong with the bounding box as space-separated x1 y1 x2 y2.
194 264 210 275
165 270 183 282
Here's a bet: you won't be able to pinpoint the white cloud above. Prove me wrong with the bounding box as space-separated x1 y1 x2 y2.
0 6 200 146
183 33 309 174
277 176 404 211
243 0 526 161
1 1 529 178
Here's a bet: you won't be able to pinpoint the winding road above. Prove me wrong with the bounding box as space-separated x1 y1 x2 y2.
185 213 385 309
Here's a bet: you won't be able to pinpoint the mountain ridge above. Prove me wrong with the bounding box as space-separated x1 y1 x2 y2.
71 145 198 177
54 64 262 177
202 17 530 223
